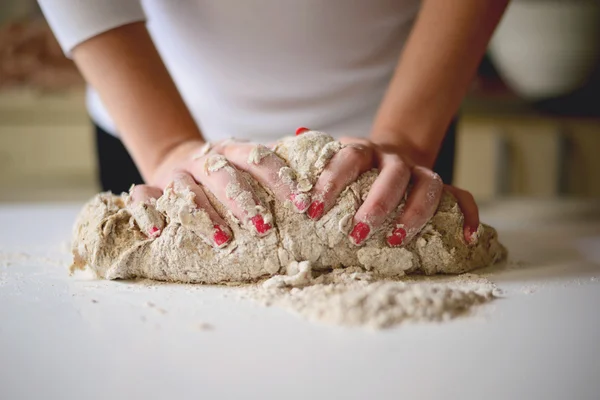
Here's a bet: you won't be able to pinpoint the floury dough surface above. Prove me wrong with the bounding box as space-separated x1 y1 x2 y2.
71 131 506 286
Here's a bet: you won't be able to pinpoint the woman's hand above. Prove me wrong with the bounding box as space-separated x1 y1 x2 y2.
128 133 479 250
127 138 311 248
306 136 480 247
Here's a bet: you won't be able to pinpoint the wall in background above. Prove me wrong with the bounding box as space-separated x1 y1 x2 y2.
0 88 97 202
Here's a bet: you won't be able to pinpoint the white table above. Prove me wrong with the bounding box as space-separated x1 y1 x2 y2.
1 200 599 400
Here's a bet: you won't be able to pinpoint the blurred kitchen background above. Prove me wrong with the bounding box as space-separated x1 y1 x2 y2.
1 0 599 203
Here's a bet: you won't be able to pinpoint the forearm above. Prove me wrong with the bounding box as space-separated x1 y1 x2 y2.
371 0 509 168
72 22 204 182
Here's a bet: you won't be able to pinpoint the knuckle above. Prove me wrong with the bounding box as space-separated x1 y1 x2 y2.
224 145 247 161
341 145 372 169
129 184 144 196
172 170 190 181
425 171 444 194
369 199 389 216
430 172 443 186
340 137 371 146
343 145 367 158
142 186 162 199
408 204 428 220
388 158 409 177
171 171 196 191
463 190 476 204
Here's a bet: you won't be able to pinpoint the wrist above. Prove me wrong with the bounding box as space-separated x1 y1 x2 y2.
146 137 205 187
370 129 440 169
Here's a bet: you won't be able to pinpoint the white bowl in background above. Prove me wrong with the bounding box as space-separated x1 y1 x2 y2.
489 0 600 100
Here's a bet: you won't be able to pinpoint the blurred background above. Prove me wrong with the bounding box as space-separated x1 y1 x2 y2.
1 0 599 203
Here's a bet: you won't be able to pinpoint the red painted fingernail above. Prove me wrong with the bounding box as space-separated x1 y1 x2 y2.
387 227 407 247
295 127 310 136
148 226 161 237
307 201 324 220
350 222 370 245
466 226 478 245
251 214 272 234
213 225 231 247
290 193 310 212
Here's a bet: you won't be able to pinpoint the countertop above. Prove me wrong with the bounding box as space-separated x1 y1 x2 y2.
1 199 599 400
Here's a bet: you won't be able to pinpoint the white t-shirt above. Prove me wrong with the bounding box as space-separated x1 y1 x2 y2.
39 0 420 143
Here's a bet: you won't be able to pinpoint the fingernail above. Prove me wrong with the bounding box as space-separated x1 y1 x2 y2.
290 193 310 213
295 127 310 136
213 225 231 247
307 201 324 220
349 222 370 245
387 227 407 247
251 214 272 235
148 226 161 238
466 226 478 245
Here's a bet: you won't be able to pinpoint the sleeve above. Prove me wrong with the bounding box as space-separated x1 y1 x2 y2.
37 0 147 57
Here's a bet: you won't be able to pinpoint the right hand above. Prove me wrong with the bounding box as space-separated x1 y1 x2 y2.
126 138 311 248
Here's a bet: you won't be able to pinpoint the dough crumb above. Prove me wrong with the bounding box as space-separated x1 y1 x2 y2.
196 322 214 331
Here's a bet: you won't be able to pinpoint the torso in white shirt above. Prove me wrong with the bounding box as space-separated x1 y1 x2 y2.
89 0 420 143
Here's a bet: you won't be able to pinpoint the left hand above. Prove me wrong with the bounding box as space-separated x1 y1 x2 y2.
305 137 480 246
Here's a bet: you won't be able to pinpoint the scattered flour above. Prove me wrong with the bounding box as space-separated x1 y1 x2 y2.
0 250 65 268
245 263 498 329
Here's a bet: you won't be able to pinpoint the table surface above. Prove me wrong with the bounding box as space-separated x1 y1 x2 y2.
1 199 599 400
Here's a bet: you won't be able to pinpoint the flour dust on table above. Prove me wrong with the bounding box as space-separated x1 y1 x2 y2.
246 266 500 329
70 131 507 329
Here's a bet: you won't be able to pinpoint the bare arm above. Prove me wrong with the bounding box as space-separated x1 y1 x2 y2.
72 22 312 246
72 22 203 184
371 0 510 167
309 0 508 246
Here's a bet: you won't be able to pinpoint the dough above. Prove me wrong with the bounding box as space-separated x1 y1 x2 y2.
70 131 506 284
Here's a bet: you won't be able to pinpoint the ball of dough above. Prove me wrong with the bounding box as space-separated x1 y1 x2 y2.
70 131 506 284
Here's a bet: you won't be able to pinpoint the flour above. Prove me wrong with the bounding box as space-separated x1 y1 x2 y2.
156 186 218 247
247 144 273 165
70 131 507 328
204 154 229 174
127 200 164 238
247 267 497 329
0 250 65 268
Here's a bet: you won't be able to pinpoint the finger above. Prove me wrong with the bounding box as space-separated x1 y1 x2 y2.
307 142 374 220
219 142 310 213
348 152 410 245
126 184 165 238
444 185 480 245
159 171 232 248
386 166 444 247
191 154 274 236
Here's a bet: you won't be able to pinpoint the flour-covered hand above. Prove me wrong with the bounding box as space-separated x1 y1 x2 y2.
305 135 479 247
127 137 312 247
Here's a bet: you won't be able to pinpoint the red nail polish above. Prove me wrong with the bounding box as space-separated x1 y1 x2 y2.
466 226 477 244
213 225 230 247
290 193 310 212
295 127 309 136
251 214 272 234
350 222 370 245
148 226 161 237
387 227 407 247
307 201 324 220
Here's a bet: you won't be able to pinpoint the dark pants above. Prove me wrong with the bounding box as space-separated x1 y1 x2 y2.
95 120 457 193
95 125 144 194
